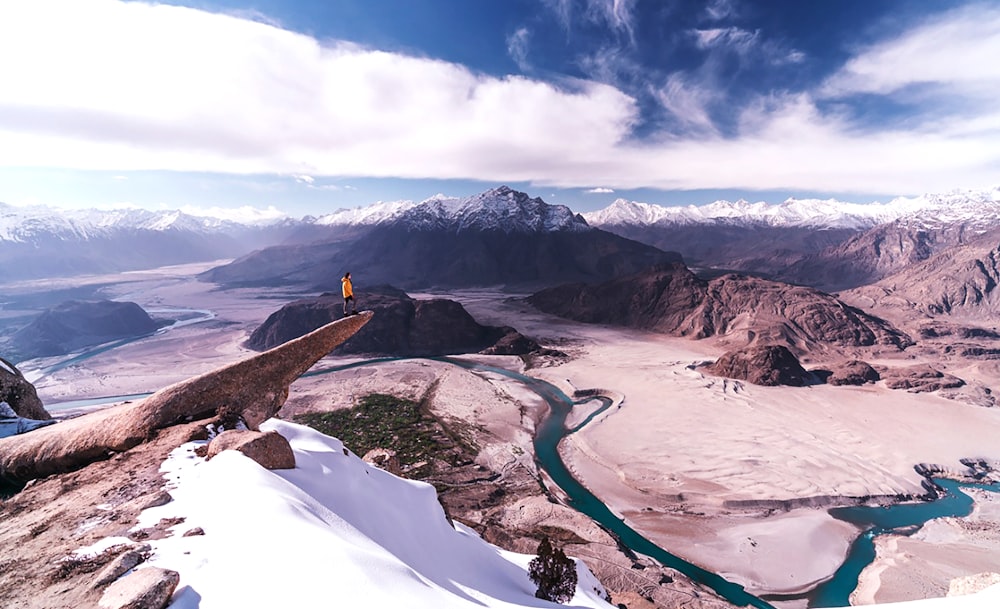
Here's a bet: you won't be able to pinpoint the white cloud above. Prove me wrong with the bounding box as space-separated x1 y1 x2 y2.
585 187 615 194
542 0 637 42
179 204 287 223
821 4 1000 99
507 27 531 71
704 0 738 22
293 175 315 185
0 0 998 199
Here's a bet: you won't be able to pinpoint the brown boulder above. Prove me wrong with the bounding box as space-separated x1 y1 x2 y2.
825 360 880 386
0 312 371 482
207 429 295 469
0 356 50 420
98 567 179 609
881 364 965 393
706 344 810 387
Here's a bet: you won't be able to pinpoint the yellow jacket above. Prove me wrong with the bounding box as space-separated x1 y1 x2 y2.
342 276 353 298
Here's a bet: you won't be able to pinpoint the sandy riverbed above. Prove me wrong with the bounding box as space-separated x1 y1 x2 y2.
9 272 1000 603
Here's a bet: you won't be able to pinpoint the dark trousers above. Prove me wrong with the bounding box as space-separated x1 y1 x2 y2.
344 295 355 314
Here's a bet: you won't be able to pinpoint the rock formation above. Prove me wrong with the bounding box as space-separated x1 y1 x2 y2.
206 430 295 470
6 300 163 361
844 230 1000 319
824 360 881 386
879 364 966 393
98 566 179 609
248 288 538 357
528 263 912 354
704 344 810 387
0 356 50 420
0 312 371 482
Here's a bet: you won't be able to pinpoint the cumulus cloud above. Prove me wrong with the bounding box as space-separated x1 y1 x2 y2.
585 187 615 193
0 0 998 198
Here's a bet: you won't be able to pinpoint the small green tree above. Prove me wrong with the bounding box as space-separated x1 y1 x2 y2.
528 536 577 604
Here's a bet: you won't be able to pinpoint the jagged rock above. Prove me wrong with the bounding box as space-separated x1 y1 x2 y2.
825 360 880 386
362 448 401 475
0 357 50 420
182 527 205 537
206 430 295 470
247 288 516 356
0 312 371 482
98 567 179 609
881 364 965 393
8 300 163 361
705 345 810 387
92 545 151 589
528 264 912 355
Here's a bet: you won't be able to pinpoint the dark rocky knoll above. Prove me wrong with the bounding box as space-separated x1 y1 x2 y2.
879 364 966 393
527 263 912 354
705 344 810 386
7 300 163 361
844 230 1000 319
822 360 881 386
248 287 539 357
0 357 50 420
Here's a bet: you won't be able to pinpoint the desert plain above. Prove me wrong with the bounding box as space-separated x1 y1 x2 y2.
6 262 1000 607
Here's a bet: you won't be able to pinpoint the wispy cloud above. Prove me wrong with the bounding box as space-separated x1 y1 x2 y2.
179 204 287 223
820 4 1000 99
1 0 998 198
585 187 614 193
542 0 638 43
704 0 739 22
507 27 532 71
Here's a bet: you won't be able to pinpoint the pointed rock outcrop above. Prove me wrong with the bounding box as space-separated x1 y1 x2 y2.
0 356 50 420
0 312 371 482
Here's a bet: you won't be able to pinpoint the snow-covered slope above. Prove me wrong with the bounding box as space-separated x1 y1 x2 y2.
583 188 1000 231
315 186 588 233
118 420 614 609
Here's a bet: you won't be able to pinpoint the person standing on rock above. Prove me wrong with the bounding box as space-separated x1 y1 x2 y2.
342 271 357 316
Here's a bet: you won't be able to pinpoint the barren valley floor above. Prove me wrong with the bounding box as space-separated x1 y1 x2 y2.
8 266 1000 607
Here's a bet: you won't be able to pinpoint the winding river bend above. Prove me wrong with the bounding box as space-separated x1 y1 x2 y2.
29 352 1000 608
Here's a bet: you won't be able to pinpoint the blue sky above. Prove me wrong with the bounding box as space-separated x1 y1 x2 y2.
1 0 998 217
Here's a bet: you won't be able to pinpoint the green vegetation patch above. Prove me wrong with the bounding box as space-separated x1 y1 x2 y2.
294 393 469 478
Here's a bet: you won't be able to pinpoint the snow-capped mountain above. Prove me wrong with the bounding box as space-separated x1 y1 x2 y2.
316 186 588 234
0 202 302 282
583 187 1000 231
203 186 674 290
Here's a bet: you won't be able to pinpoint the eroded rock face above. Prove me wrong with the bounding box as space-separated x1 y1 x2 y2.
0 357 50 420
528 264 912 355
0 312 371 482
705 344 810 387
206 430 295 470
825 360 881 386
248 288 516 356
880 364 966 393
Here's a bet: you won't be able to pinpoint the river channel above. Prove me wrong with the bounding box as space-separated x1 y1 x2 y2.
20 350 1000 608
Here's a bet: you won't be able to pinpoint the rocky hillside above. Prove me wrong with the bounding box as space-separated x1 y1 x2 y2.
203 187 681 290
527 264 912 354
5 300 163 361
248 287 533 357
705 344 810 386
844 229 1000 319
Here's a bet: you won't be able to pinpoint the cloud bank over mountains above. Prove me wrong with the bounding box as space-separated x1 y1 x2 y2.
1 0 998 198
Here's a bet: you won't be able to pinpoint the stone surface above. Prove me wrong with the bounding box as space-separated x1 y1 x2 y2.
0 357 50 420
705 344 810 387
92 546 150 589
206 429 295 469
0 312 370 482
825 360 881 386
528 264 912 355
362 447 401 475
98 567 179 609
880 364 966 393
247 287 515 356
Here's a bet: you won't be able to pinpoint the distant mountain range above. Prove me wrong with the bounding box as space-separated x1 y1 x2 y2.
201 186 679 290
0 202 300 281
